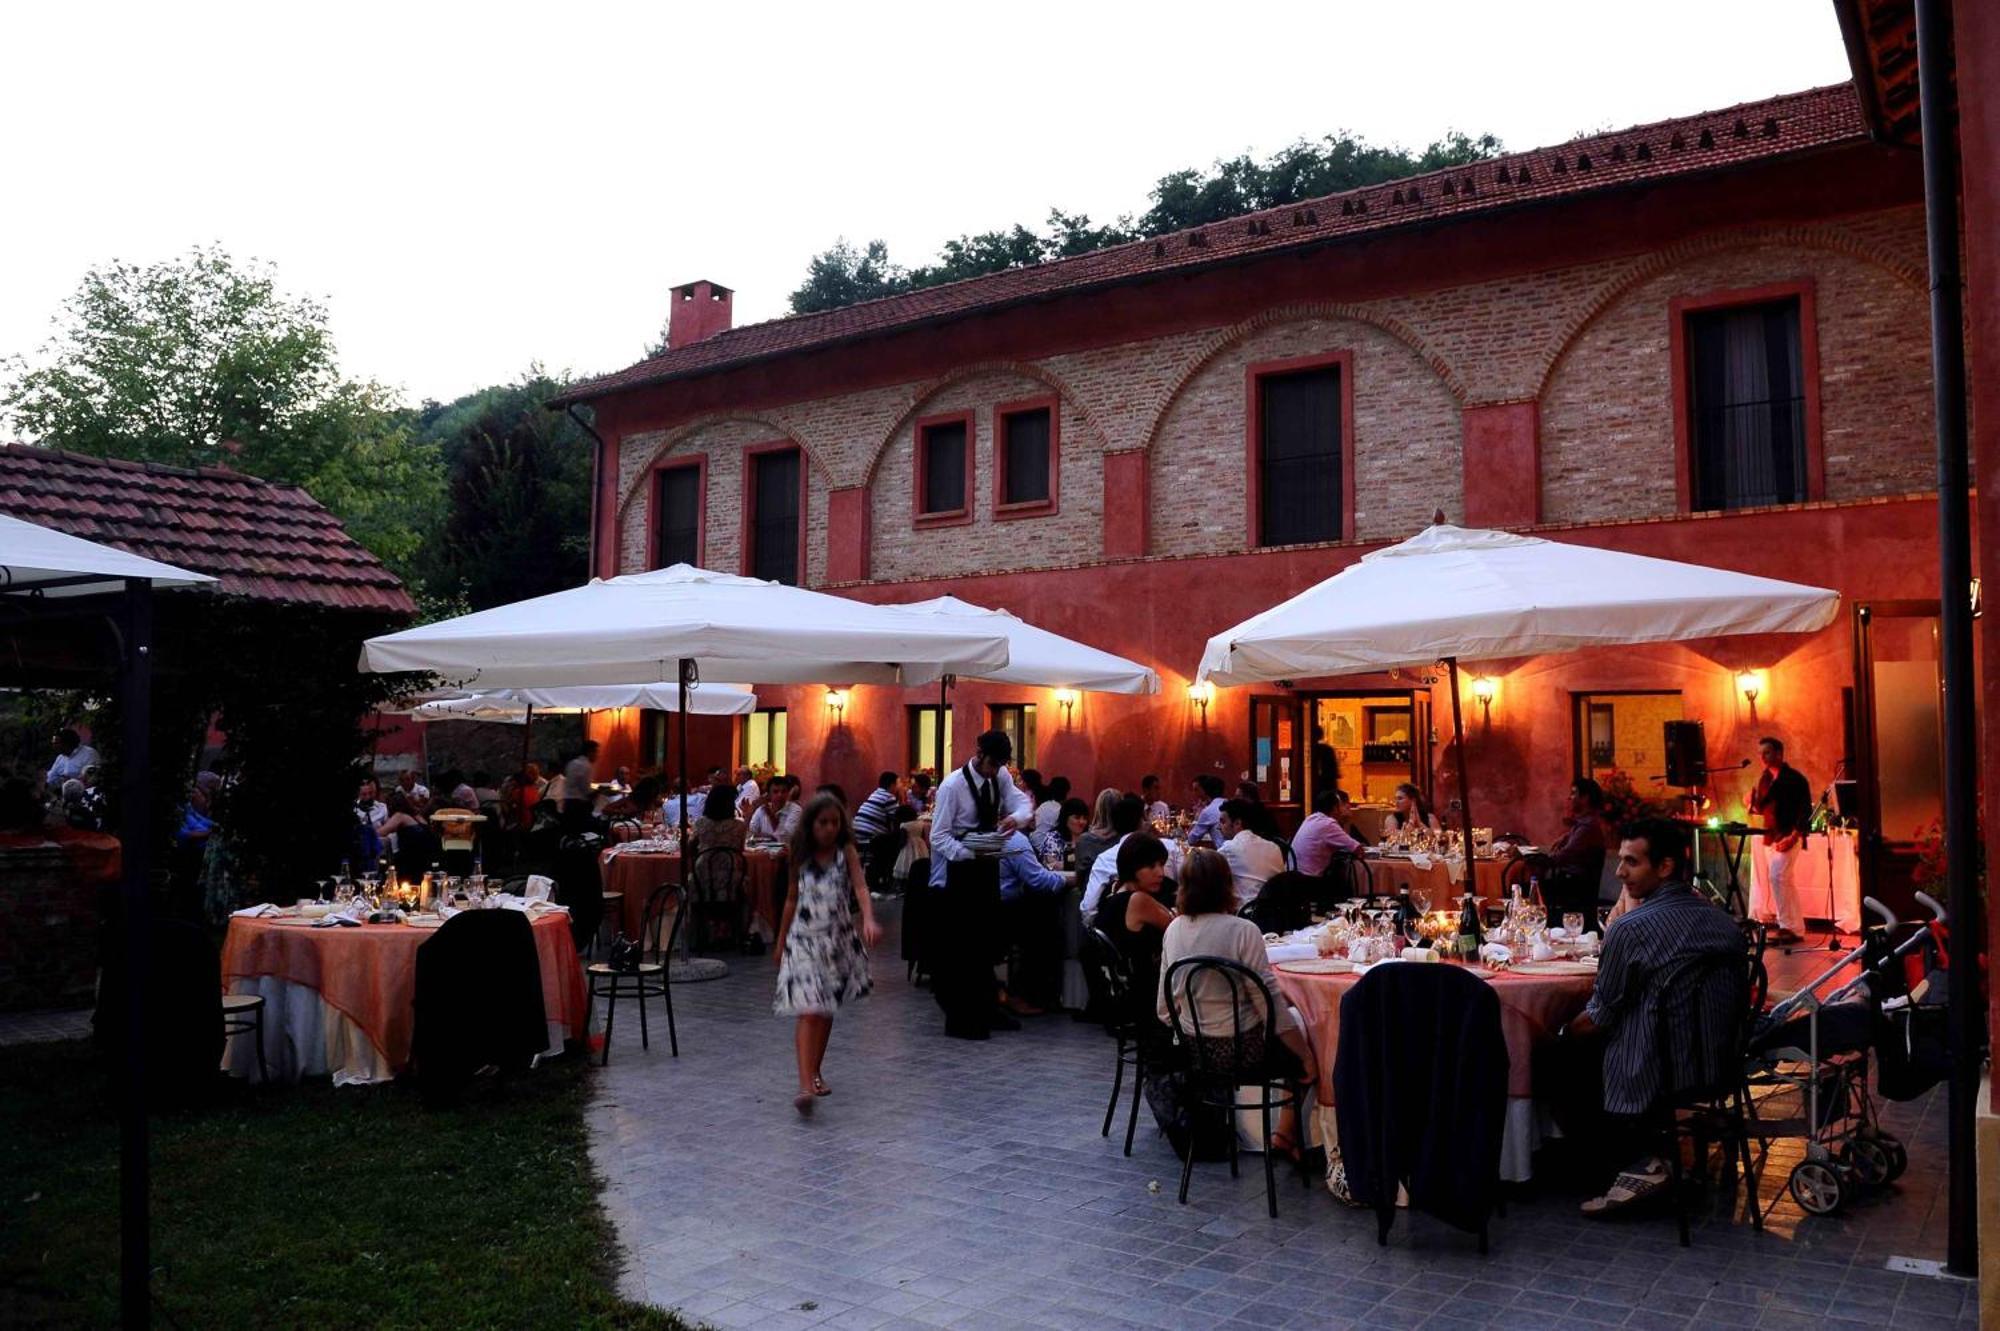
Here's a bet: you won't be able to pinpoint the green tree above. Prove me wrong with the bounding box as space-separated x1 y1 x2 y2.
787 129 1503 313
417 370 593 612
1 245 441 593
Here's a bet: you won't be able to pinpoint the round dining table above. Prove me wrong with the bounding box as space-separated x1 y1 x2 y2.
220 910 587 1086
598 845 788 941
1364 852 1507 901
1273 957 1595 1181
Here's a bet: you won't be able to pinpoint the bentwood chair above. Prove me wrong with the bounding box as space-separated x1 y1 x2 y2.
1648 949 1760 1245
221 992 269 1084
1161 955 1309 1218
1321 852 1374 911
1080 926 1148 1156
587 884 684 1062
690 846 749 952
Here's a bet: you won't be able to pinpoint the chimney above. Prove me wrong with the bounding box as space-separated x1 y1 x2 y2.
667 279 733 350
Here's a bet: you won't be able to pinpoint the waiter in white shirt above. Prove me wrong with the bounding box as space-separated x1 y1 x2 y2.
926 730 1035 1039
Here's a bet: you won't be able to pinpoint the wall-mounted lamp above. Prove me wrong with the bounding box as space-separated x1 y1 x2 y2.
1735 669 1765 723
1053 687 1079 725
1471 675 1496 722
824 688 849 722
1187 680 1215 726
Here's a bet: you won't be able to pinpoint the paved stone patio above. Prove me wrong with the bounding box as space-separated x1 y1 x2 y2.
591 905 1971 1331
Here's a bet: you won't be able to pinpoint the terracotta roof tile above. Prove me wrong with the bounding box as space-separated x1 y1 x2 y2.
554 83 1866 406
0 444 415 616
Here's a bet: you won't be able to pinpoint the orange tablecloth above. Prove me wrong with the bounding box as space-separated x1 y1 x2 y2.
1274 962 1593 1107
598 847 787 938
1363 855 1506 902
220 912 587 1074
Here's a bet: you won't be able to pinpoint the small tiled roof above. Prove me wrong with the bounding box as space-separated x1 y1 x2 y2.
555 82 1867 406
0 444 415 615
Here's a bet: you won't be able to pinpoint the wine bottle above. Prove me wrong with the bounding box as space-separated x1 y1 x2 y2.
1456 892 1483 956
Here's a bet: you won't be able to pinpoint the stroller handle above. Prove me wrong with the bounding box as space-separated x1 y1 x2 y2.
1914 890 1947 923
1862 896 1898 927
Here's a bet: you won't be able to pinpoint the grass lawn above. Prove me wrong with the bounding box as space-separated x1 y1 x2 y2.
0 1040 690 1330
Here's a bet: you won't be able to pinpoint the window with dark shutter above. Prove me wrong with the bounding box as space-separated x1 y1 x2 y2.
750 448 801 584
653 465 701 568
1000 407 1051 506
919 419 967 515
1258 365 1343 546
1687 298 1806 511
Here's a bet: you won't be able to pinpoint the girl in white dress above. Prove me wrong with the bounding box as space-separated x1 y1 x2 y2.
773 793 881 1115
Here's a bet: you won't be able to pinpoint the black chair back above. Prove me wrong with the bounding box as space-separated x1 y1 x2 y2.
1161 954 1281 1081
1242 872 1316 933
1080 925 1134 1026
692 845 748 902
865 825 906 893
1653 947 1752 1105
413 908 548 1102
639 883 688 963
1322 852 1373 907
1332 961 1507 1243
554 830 607 949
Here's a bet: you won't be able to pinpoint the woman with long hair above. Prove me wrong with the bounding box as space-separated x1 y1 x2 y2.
773 793 881 1115
1072 787 1123 877
1384 781 1441 837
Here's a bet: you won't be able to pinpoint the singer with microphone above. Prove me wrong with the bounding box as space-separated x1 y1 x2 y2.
1747 736 1812 943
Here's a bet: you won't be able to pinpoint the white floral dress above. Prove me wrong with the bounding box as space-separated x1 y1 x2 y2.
774 850 872 1016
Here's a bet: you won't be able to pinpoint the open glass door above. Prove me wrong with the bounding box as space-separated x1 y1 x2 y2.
1249 695 1303 830
1851 600 1944 915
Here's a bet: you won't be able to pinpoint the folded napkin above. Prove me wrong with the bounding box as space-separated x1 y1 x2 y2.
1478 942 1514 966
312 913 364 928
1408 852 1434 870
1400 946 1439 963
1266 942 1319 964
524 874 554 902
232 903 280 918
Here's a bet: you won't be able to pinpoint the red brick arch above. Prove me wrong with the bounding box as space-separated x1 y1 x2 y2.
859 360 1107 490
1133 303 1470 459
614 415 825 533
1530 223 1928 401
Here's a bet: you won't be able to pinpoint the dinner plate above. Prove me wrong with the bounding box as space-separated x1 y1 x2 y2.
1275 957 1355 975
1507 959 1597 976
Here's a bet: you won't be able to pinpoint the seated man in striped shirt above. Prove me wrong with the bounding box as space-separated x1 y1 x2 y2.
1550 816 1745 1217
850 771 903 847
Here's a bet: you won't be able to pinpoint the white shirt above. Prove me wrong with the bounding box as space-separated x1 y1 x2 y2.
1146 799 1170 824
1080 832 1132 919
1188 797 1226 846
1034 800 1061 835
928 762 1034 886
1220 829 1287 907
748 802 800 842
661 795 691 827
737 779 761 818
47 744 100 789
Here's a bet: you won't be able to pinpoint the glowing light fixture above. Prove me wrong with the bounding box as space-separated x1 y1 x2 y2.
824 688 849 721
1053 687 1079 724
1187 679 1215 725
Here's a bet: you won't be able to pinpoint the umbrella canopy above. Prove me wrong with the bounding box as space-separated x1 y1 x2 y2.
0 512 215 597
1197 522 1840 685
407 682 757 723
893 595 1159 694
358 564 1012 686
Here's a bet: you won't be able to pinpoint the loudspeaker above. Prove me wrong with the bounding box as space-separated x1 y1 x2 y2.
1664 720 1708 787
1830 779 1861 821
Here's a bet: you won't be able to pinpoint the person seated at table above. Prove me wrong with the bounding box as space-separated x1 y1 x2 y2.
1291 786 1362 877
1383 782 1442 837
991 826 1075 1015
431 784 483 875
1033 775 1071 836
734 766 761 819
851 771 902 847
395 768 431 807
383 791 443 879
60 778 102 832
1157 849 1317 1162
815 781 848 808
1217 799 1286 908
693 781 748 855
749 779 802 843
1033 796 1090 867
1073 787 1122 881
1091 832 1176 1039
1140 774 1170 825
603 776 663 833
1548 817 1744 1217
1540 778 1611 921
1186 774 1226 846
659 777 692 828
1232 782 1284 842
512 764 542 830
1080 792 1148 919
905 772 933 814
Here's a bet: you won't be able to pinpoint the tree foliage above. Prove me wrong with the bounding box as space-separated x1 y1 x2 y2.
1 245 442 594
788 129 1502 314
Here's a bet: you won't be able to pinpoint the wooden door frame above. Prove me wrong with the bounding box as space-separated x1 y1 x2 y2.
1850 598 1943 907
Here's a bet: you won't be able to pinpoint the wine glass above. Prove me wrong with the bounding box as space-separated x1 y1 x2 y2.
1562 911 1585 941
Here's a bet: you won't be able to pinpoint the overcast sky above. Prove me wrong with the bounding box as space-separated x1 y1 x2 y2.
1 1 1852 408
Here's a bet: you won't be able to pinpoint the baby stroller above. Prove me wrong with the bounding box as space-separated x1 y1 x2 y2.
1742 891 1950 1217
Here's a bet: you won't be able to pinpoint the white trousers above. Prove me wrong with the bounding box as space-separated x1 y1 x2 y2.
1758 841 1806 934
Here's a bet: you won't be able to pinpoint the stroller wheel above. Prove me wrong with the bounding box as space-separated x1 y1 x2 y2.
1880 1136 1909 1182
1788 1160 1844 1215
1841 1139 1893 1188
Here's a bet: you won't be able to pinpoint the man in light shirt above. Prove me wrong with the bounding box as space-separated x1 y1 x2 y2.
1292 786 1361 877
1140 773 1170 825
735 765 762 819
1080 793 1148 919
1217 798 1286 907
47 728 100 791
748 779 801 842
1186 774 1226 847
927 731 1037 1039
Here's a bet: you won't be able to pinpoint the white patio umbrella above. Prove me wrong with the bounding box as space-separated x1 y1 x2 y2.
889 594 1159 775
0 511 214 596
406 682 758 723
1196 520 1840 847
360 564 1012 907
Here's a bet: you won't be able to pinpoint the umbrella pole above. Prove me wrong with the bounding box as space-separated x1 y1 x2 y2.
677 660 693 890
118 578 152 1330
1445 656 1477 866
520 704 533 771
935 675 953 779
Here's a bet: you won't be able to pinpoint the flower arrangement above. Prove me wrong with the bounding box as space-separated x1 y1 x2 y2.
1598 768 1675 827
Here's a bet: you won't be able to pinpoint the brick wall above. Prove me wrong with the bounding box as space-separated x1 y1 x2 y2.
611 206 1931 580
0 845 99 1012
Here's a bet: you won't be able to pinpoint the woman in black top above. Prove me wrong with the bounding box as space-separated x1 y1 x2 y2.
1090 833 1176 1032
